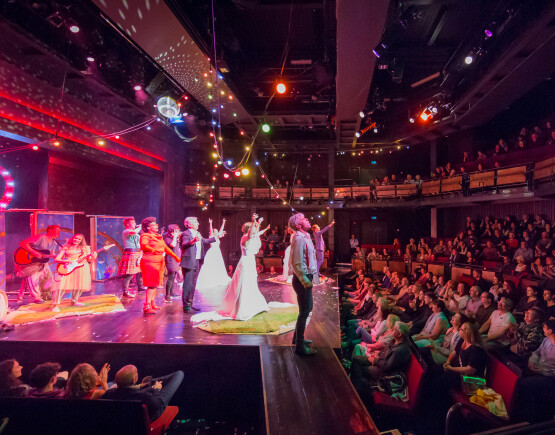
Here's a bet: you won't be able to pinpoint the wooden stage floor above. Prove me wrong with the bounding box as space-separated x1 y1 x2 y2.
3 274 341 348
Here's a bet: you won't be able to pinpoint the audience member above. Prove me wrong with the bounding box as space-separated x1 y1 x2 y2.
28 362 67 399
64 363 110 399
0 359 30 397
479 297 516 349
103 365 184 422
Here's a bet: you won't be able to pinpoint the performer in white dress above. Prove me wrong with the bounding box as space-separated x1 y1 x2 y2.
191 214 271 323
195 218 231 292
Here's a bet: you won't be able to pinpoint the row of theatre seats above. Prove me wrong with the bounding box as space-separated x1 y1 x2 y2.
186 149 555 202
370 338 525 434
342 268 553 434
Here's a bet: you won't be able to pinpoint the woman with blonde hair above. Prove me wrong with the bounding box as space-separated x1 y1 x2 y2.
52 234 97 311
64 362 110 399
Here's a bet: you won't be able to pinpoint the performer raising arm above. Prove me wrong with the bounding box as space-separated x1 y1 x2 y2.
289 213 318 356
312 219 335 283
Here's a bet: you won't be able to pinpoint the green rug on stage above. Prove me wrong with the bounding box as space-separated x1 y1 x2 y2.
199 305 299 335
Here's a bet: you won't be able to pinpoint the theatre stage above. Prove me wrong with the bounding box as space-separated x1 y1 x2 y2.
2 274 340 347
1 274 379 435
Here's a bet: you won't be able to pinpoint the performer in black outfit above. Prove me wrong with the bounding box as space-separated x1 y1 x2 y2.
179 217 219 312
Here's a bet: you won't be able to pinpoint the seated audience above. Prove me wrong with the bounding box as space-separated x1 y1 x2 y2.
512 319 555 423
505 307 545 365
543 288 555 320
479 297 516 349
0 359 30 397
412 299 449 348
64 363 110 399
465 286 483 318
475 292 497 326
424 313 468 365
514 241 534 264
103 365 184 422
514 286 543 320
28 362 67 399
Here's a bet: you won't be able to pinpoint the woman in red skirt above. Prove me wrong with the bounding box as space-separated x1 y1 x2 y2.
140 217 180 314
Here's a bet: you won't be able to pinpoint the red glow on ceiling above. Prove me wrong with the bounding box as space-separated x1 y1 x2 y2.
0 89 165 162
0 112 161 171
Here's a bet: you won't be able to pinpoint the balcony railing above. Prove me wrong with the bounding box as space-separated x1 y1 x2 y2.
185 157 555 202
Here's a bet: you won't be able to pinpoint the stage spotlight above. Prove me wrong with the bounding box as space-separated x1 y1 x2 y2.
355 131 361 138
464 55 474 65
261 123 270 133
372 44 384 58
223 173 230 179
53 140 60 146
227 160 232 165
241 168 250 176
409 117 415 123
98 140 105 145
32 145 39 151
234 171 241 177
134 85 142 91
359 111 365 118
146 126 151 130
86 56 94 62
431 106 438 114
420 109 431 121
276 83 286 94
373 128 378 133
69 24 80 33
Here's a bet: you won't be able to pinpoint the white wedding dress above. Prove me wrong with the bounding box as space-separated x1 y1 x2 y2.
191 234 272 323
195 238 231 292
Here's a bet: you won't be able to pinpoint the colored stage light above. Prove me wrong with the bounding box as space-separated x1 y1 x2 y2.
261 124 270 133
409 117 415 123
86 56 94 62
241 168 250 176
69 25 80 33
234 171 241 177
134 85 142 91
276 83 286 94
32 145 39 150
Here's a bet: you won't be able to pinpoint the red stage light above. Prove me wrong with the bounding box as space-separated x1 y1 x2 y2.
276 83 286 94
32 145 39 150
240 131 245 136
234 171 241 177
223 173 230 179
209 132 214 137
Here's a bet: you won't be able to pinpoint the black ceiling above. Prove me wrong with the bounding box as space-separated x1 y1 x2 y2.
167 0 336 117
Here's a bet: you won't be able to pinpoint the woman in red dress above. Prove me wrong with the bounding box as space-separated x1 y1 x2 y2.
139 217 180 314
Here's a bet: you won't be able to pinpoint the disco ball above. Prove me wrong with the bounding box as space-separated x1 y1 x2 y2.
157 96 180 118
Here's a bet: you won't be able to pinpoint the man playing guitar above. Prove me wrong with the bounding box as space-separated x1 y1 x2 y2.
15 225 61 303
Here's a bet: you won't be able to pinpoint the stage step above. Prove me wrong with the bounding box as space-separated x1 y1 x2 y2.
260 346 378 435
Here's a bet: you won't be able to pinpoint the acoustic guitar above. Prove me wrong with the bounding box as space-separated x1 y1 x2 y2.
56 244 115 276
13 245 51 266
